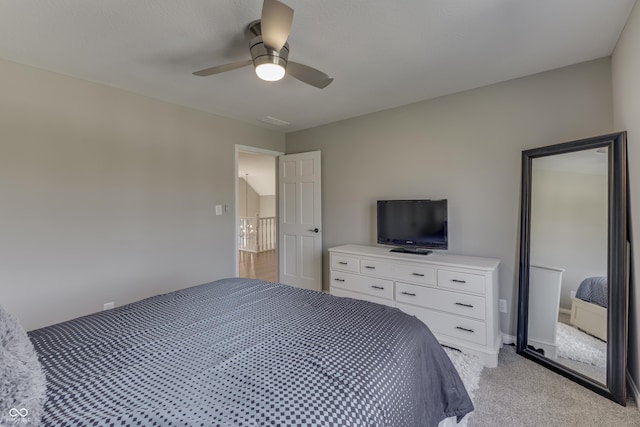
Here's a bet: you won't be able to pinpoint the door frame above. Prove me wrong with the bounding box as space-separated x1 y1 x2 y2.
234 144 284 278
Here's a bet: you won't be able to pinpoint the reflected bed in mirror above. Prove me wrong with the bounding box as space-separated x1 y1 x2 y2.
517 132 628 406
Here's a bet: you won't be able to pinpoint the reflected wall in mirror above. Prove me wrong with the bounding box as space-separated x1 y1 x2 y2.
517 132 628 406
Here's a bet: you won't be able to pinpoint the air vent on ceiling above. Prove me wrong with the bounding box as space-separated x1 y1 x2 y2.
260 116 290 127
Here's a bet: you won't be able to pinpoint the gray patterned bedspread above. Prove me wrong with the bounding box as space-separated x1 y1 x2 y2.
575 276 608 308
29 278 473 426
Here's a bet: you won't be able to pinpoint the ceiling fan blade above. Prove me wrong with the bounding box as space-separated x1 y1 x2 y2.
193 60 252 76
261 0 293 50
287 61 333 89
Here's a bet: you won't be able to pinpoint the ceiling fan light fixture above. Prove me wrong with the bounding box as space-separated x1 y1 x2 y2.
251 38 289 82
255 63 286 81
192 6 333 89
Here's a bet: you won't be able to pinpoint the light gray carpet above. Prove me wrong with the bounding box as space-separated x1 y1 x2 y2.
468 345 639 427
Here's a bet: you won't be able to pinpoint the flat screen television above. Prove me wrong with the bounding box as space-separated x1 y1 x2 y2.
377 199 448 254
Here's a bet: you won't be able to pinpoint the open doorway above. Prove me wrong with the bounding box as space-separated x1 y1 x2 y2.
236 146 281 282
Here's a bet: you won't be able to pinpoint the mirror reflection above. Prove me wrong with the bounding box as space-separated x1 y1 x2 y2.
527 148 608 384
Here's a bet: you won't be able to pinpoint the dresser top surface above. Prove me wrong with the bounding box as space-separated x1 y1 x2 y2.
329 244 500 271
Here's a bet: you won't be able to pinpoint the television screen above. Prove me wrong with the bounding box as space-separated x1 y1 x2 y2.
377 199 448 253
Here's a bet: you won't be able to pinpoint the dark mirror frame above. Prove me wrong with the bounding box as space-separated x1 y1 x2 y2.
516 132 629 406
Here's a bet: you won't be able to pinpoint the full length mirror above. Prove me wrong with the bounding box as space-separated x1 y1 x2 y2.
517 132 628 405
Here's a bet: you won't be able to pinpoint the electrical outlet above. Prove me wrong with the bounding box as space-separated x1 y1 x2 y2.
570 290 576 299
499 299 508 313
103 301 115 310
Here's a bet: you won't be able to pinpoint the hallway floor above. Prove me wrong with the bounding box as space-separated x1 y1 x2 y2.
238 250 277 283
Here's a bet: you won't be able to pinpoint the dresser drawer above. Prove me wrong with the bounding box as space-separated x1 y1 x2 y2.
393 264 435 286
437 269 485 295
330 271 393 300
331 287 395 308
359 259 435 286
330 254 360 272
397 303 487 346
395 282 486 320
359 259 396 277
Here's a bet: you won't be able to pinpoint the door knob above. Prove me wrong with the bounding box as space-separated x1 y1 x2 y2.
308 228 319 233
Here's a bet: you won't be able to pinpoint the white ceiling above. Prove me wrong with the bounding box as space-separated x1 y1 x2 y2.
0 1 635 133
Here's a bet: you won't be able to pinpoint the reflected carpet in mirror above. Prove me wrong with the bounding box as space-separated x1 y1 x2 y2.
557 322 606 368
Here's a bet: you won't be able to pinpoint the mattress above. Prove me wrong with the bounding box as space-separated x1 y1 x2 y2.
575 276 608 308
29 278 473 426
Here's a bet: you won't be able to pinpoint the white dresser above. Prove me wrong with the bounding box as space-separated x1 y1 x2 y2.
527 265 564 359
329 244 502 367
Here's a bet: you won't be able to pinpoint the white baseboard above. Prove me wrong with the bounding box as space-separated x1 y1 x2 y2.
558 307 571 316
628 370 640 409
502 333 516 346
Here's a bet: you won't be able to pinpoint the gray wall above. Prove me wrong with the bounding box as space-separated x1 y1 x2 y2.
259 195 276 217
286 58 613 337
612 0 640 401
238 178 261 217
0 58 285 331
238 180 275 218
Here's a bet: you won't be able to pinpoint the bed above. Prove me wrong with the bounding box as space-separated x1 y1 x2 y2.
570 276 607 342
3 278 473 426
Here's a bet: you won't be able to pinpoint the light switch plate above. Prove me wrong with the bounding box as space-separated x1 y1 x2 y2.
499 299 508 313
215 205 222 215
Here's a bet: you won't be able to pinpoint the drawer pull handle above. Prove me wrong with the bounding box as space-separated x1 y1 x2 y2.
455 302 474 308
364 265 376 269
456 326 475 333
334 278 345 282
371 285 385 290
451 279 467 284
401 291 416 297
338 261 348 265
412 273 425 277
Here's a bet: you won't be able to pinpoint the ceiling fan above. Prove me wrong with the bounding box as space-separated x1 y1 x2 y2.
193 0 333 89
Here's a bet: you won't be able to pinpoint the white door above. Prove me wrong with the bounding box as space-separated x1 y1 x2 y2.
278 151 322 291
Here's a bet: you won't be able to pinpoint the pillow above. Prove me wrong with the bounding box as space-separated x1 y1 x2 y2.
0 305 47 426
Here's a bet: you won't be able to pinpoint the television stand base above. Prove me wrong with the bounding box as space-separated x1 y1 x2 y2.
390 247 432 255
